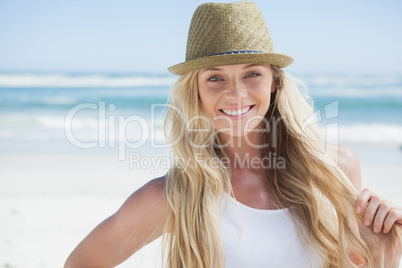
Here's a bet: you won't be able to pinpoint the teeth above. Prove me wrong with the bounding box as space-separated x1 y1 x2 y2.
222 106 251 116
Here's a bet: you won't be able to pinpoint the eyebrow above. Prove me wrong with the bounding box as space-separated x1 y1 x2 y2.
201 67 222 73
243 64 264 69
200 64 264 74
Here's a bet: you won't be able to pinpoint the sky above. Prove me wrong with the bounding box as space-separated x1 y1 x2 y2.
0 0 401 74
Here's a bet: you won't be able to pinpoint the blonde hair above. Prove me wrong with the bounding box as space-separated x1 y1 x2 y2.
162 66 401 267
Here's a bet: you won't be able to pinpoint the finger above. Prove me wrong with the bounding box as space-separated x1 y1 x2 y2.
363 194 381 227
372 202 390 233
355 188 372 213
348 248 366 267
383 209 401 234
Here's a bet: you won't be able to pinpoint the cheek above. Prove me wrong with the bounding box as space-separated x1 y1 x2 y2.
264 93 272 108
255 86 272 107
198 91 207 111
199 89 217 116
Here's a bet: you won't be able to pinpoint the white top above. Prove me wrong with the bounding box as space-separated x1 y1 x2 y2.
219 193 324 268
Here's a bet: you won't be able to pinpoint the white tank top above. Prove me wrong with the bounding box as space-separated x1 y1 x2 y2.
219 193 324 268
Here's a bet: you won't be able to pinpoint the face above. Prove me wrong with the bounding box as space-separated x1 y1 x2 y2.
197 64 275 137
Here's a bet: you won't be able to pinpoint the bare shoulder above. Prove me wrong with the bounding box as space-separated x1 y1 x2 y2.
327 144 362 192
64 176 168 267
111 175 168 250
116 175 167 224
127 175 166 202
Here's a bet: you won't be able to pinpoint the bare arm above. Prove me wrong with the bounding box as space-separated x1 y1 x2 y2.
336 145 362 192
335 145 402 267
64 176 167 268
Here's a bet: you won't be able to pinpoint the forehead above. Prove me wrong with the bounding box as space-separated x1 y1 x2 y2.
199 64 270 74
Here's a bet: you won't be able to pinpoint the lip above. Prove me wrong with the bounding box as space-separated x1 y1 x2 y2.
219 105 255 119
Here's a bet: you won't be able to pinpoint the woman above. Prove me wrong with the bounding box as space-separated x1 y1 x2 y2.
64 2 402 267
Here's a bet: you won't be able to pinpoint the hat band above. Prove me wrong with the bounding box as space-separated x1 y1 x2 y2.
210 50 264 56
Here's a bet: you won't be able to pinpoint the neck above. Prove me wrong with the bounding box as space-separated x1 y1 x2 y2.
218 131 266 171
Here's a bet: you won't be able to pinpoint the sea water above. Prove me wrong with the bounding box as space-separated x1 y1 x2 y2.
0 72 401 160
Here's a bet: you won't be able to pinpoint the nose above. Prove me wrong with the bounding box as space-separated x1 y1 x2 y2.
225 80 247 102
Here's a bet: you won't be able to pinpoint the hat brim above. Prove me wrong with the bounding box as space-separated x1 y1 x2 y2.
168 52 294 76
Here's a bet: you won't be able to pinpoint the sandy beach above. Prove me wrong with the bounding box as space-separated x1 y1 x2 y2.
0 151 167 268
1 142 401 268
1 0 401 266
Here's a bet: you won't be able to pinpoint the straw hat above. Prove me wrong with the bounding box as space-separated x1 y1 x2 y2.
168 1 294 75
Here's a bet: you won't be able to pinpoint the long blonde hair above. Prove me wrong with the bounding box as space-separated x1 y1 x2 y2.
162 66 401 267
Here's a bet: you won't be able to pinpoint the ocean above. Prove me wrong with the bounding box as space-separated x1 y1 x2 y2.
1 72 402 157
2 72 401 268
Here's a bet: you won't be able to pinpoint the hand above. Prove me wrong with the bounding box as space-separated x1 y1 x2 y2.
355 188 402 234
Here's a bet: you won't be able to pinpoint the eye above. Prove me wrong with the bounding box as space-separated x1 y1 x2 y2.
207 76 223 82
245 72 261 78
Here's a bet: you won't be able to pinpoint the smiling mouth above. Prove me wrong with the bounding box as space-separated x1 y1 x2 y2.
220 105 255 116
